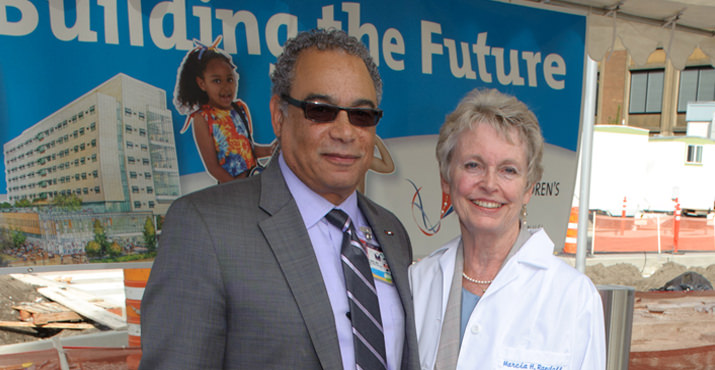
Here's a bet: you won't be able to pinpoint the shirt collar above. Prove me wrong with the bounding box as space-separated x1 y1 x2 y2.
278 153 360 229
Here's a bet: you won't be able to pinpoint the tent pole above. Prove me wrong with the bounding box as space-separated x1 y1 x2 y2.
576 57 598 273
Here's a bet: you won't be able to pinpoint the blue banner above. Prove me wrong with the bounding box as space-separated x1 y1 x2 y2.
0 0 586 264
1 0 585 187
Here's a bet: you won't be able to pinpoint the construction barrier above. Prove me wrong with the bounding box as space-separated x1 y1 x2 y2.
3 343 713 369
0 349 62 369
123 268 151 347
564 207 579 254
64 346 143 370
630 345 715 369
584 212 715 253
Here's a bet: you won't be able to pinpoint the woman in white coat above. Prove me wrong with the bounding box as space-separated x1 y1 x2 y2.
409 89 605 370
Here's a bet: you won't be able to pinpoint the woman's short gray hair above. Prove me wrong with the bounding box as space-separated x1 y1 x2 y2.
436 88 544 188
271 29 382 103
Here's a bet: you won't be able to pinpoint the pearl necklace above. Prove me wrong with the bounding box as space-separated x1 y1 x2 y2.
462 272 493 285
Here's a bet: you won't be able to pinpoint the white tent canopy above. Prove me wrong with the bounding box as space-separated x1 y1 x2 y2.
510 0 715 271
519 0 715 70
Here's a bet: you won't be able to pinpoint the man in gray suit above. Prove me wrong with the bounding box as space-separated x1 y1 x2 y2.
139 29 419 370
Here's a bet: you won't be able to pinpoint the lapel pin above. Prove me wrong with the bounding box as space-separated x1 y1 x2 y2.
359 226 373 241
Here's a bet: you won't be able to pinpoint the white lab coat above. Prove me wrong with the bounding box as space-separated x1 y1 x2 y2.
409 229 606 370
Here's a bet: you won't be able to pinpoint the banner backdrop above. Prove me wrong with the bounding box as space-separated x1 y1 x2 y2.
0 0 585 269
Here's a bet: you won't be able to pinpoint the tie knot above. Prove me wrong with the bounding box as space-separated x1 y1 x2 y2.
325 208 351 233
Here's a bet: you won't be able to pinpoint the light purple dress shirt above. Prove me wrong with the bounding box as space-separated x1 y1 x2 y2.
279 154 404 370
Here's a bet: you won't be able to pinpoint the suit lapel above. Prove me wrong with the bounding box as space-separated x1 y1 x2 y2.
358 194 412 298
258 163 342 369
358 194 419 370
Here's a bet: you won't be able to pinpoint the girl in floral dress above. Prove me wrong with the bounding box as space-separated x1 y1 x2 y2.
174 37 275 183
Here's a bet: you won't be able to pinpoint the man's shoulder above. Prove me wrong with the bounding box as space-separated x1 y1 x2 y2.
172 174 263 209
357 192 399 220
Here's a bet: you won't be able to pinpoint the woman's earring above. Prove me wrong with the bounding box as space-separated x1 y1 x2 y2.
521 205 528 226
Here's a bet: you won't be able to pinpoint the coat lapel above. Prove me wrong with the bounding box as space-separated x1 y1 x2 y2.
358 193 412 304
258 163 342 369
358 193 420 370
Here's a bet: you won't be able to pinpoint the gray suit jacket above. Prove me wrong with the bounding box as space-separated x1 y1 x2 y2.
139 162 420 369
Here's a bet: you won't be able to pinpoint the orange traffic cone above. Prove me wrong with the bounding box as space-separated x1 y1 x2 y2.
124 268 151 347
564 207 578 254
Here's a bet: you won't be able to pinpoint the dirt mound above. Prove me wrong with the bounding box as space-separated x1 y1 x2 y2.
586 262 715 291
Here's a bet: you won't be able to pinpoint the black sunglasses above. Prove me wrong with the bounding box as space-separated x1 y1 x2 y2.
281 94 382 127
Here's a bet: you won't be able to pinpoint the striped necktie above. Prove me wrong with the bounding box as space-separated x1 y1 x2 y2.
325 209 387 370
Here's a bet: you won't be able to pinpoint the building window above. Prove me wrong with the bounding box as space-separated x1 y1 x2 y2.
148 201 155 208
134 201 141 208
686 145 703 164
146 186 153 194
678 66 715 112
629 69 664 114
132 186 140 193
129 171 137 179
95 186 101 193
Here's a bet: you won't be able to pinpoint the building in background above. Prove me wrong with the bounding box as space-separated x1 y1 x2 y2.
2 74 181 255
590 47 715 216
597 48 714 135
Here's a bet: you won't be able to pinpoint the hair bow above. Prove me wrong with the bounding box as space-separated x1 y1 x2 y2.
192 36 223 60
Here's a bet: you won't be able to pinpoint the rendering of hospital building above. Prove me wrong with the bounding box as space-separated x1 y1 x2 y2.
2 74 181 254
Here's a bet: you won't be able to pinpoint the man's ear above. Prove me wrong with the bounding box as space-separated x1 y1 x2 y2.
269 95 283 138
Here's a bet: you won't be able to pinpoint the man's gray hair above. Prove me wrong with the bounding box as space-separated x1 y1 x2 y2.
271 29 383 103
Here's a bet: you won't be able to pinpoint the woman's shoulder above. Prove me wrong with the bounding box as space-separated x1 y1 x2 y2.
410 236 460 272
521 230 596 283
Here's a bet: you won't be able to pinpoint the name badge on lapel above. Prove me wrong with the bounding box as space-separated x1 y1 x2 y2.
359 226 393 284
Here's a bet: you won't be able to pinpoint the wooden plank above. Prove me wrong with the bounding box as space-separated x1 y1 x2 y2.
33 311 82 325
12 302 83 325
37 287 126 330
13 302 69 314
10 274 124 311
646 301 711 312
38 322 95 329
0 320 94 329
